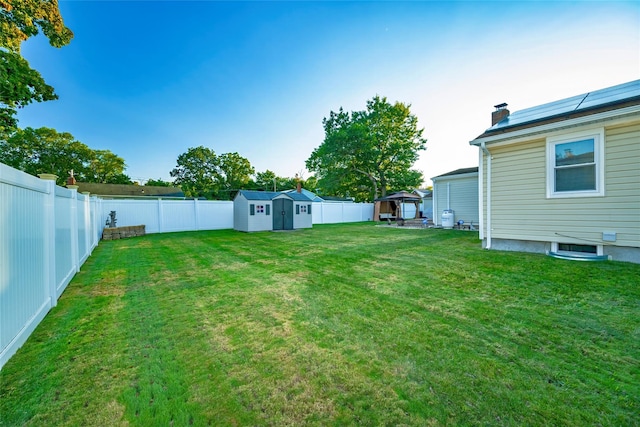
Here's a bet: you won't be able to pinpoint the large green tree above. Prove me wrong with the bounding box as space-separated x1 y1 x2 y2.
170 147 256 200
306 96 426 202
218 152 255 199
0 127 130 184
170 146 222 199
0 0 73 133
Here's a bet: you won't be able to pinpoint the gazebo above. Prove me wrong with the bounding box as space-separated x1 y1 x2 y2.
373 191 422 222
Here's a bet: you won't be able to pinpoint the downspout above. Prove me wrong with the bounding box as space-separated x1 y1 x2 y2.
447 182 450 210
481 142 492 249
433 183 438 226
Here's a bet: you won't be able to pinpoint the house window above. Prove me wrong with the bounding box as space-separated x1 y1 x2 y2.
256 205 264 214
558 243 597 254
547 128 604 198
300 205 307 214
250 204 255 215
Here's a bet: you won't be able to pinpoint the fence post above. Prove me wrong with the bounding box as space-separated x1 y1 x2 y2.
157 198 164 233
38 174 57 307
82 193 92 254
194 198 200 231
69 188 80 273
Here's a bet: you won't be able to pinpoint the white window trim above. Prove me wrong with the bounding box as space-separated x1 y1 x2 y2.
551 242 603 256
546 127 604 198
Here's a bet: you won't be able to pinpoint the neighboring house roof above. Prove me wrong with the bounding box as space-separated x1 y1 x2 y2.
413 189 432 198
320 196 354 202
472 80 640 142
75 182 184 197
236 190 312 202
431 167 479 180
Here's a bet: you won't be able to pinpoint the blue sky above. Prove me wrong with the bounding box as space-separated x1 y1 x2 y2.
17 1 640 186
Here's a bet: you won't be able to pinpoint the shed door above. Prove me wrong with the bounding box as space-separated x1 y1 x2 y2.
272 199 293 230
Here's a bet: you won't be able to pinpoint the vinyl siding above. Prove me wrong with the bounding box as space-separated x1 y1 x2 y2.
433 174 479 226
233 195 273 232
233 196 249 232
293 202 313 229
486 120 640 247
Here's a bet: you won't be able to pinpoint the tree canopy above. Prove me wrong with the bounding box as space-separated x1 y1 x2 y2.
0 127 130 185
306 96 426 202
145 178 174 187
0 0 73 133
218 152 255 197
170 146 221 199
1 0 73 53
170 147 256 200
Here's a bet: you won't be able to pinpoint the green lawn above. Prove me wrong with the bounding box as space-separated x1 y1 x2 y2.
1 223 638 426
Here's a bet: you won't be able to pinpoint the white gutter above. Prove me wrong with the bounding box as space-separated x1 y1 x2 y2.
480 142 492 249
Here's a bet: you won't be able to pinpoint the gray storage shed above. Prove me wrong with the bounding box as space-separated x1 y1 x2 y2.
233 190 313 232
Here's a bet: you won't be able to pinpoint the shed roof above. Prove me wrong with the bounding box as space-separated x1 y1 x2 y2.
282 188 323 202
237 190 311 202
473 80 640 141
431 167 478 180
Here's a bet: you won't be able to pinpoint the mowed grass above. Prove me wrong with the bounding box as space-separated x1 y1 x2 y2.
1 223 639 426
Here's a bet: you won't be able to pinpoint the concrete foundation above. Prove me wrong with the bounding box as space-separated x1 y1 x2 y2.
482 238 640 264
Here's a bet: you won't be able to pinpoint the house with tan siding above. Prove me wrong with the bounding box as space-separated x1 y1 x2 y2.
470 80 640 263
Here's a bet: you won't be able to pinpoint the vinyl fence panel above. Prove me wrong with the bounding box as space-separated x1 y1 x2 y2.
312 202 374 224
1 163 102 369
101 199 234 233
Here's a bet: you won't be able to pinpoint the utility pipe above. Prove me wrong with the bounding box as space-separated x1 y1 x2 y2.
481 142 492 249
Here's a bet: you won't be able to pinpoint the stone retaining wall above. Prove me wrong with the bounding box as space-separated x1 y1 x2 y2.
102 225 145 240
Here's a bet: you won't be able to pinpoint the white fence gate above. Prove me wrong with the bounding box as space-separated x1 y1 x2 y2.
0 164 102 369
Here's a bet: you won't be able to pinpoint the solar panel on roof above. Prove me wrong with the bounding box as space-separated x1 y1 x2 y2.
488 80 640 131
576 80 640 111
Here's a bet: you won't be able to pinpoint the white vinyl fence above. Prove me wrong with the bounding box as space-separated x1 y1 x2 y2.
101 199 234 233
312 202 374 224
1 164 102 369
102 200 374 230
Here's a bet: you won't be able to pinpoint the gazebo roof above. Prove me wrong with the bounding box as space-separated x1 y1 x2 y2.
375 191 422 202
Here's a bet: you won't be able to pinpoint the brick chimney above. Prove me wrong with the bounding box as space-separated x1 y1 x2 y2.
296 182 302 193
491 103 509 126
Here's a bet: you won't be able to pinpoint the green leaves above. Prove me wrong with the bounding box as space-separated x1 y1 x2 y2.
0 50 57 131
0 127 130 184
0 0 73 53
1 0 73 133
170 147 255 200
306 96 426 202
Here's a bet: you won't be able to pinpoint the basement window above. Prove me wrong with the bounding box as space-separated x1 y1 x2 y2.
552 242 602 256
547 128 604 198
558 243 597 254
